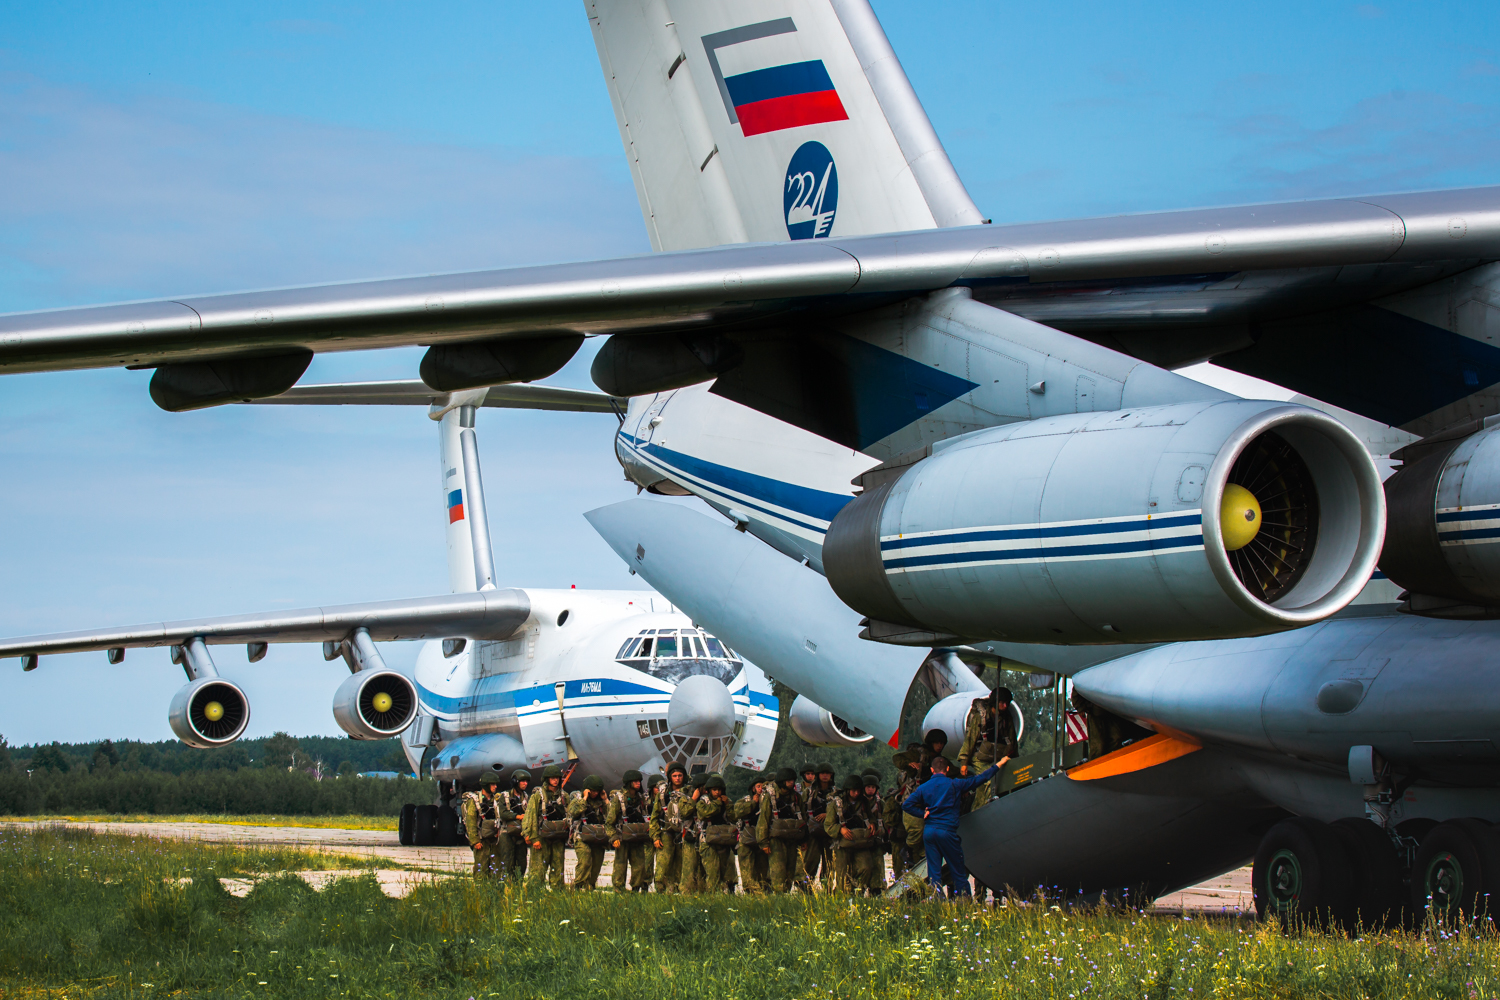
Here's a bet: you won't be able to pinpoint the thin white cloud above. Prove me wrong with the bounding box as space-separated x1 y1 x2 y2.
0 72 649 310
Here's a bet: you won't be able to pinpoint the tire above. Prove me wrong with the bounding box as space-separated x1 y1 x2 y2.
413 804 438 847
1253 816 1354 929
436 805 459 846
398 803 416 847
1411 818 1500 921
1330 817 1405 931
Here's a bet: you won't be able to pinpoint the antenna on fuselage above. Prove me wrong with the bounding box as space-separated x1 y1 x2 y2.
431 389 497 593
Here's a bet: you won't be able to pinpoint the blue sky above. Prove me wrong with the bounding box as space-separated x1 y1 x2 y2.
0 1 1496 744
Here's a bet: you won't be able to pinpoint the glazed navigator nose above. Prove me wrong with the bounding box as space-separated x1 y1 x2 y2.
666 675 735 738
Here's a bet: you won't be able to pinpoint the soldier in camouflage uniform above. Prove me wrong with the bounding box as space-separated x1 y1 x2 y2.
957 688 1017 812
885 744 925 880
649 762 691 893
862 772 888 892
607 769 651 892
680 773 709 893
644 773 663 889
734 774 769 894
802 762 837 890
496 769 531 880
696 775 737 893
523 764 570 889
757 767 807 893
568 774 610 890
460 777 502 880
827 774 882 895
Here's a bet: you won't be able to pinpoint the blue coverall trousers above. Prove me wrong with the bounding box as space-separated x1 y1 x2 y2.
922 824 971 897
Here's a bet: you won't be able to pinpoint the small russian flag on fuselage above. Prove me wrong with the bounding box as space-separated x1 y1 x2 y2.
447 488 464 524
725 60 848 137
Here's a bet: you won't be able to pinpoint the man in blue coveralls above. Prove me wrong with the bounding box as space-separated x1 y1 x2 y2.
901 753 1004 898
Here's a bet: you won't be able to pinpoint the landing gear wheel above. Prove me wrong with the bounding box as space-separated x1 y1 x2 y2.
413 804 438 847
398 803 416 846
1330 817 1405 930
1411 819 1500 921
1253 816 1353 928
436 805 460 845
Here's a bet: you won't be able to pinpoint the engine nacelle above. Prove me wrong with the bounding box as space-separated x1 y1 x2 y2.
168 677 250 748
429 733 530 786
921 693 1024 754
789 694 874 748
332 670 419 740
1382 423 1500 616
825 399 1384 644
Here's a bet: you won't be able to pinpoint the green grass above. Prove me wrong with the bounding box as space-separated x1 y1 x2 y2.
0 826 1496 999
0 814 399 830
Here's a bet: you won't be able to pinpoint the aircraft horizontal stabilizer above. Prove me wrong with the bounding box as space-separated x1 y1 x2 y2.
0 590 530 666
246 380 624 413
585 497 925 742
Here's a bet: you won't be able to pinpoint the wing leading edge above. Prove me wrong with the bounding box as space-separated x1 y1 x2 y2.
0 589 531 667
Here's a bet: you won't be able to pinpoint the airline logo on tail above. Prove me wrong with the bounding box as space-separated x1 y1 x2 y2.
446 489 465 524
785 141 838 240
702 19 849 137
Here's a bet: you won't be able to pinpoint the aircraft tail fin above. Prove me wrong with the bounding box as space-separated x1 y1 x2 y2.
433 391 498 594
585 0 983 252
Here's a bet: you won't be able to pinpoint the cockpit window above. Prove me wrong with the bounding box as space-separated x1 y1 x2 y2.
617 627 741 683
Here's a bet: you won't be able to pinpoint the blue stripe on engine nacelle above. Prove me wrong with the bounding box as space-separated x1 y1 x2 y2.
884 533 1204 571
879 512 1203 550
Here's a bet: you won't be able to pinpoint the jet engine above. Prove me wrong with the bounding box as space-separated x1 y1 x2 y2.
429 733 530 785
824 399 1384 644
1382 422 1500 616
789 694 874 748
168 677 250 748
332 669 419 740
921 693 1024 754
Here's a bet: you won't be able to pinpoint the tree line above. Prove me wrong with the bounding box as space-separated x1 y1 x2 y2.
0 732 431 816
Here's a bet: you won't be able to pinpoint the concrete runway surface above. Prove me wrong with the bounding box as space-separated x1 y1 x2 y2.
12 819 1253 911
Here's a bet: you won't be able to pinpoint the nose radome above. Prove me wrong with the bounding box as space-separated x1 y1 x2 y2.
667 675 736 738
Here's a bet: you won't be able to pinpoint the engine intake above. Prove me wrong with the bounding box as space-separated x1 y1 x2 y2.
168 677 250 748
789 694 873 748
825 400 1384 644
332 670 418 740
921 693 1024 754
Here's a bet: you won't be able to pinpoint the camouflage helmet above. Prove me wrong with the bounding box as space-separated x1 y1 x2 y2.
801 763 817 776
622 769 643 785
924 728 949 747
542 764 563 779
815 761 834 775
512 768 532 784
862 766 881 778
705 775 727 791
646 773 664 791
776 767 798 783
841 774 863 791
749 772 768 788
690 772 708 789
583 774 603 792
665 760 688 777
905 741 924 753
863 774 881 789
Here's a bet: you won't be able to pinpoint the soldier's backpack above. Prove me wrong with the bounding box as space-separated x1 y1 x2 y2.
703 824 738 847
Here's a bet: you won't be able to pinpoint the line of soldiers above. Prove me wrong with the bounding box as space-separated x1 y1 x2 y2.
455 691 1015 895
458 757 921 894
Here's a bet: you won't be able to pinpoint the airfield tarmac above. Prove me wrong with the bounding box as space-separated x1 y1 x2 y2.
11 818 1253 912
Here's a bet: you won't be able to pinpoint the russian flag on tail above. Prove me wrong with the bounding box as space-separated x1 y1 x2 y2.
447 488 464 524
725 60 848 137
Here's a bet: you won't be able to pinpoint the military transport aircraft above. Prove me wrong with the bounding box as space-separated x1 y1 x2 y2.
0 383 778 841
2 0 1500 920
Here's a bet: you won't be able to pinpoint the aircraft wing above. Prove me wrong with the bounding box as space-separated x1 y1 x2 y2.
0 589 530 668
247 380 624 413
1 188 1496 378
